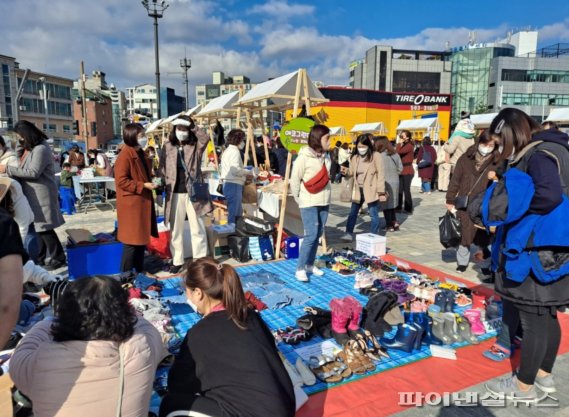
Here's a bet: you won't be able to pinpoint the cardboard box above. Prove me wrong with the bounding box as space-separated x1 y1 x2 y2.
356 233 386 257
206 226 231 258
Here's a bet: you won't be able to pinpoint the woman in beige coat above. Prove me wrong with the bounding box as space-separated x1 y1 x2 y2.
341 134 386 241
10 276 165 417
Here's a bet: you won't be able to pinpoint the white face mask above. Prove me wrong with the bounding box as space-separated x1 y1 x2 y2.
238 142 246 150
478 146 493 156
186 297 199 315
138 136 148 149
357 147 368 156
176 131 189 142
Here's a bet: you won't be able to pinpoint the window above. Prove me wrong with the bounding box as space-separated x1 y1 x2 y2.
392 71 441 93
501 93 569 106
502 69 569 83
63 125 71 133
42 123 57 133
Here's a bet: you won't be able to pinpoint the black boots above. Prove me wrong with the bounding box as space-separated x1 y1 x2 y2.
363 291 399 337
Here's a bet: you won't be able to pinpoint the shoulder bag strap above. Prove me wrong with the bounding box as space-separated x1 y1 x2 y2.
465 165 491 197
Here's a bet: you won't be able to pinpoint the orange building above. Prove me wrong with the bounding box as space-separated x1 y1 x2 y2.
310 87 452 142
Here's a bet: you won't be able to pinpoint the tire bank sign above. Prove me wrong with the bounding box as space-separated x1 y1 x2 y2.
393 94 451 111
280 117 315 153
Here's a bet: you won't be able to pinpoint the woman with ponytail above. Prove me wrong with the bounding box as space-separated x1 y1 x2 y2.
160 258 294 417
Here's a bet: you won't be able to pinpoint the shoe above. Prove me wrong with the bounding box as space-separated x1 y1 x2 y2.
464 309 486 335
295 358 317 386
443 313 462 344
329 298 351 345
380 324 418 353
408 321 425 350
295 270 309 282
456 316 479 344
483 344 511 362
44 259 66 271
307 265 324 276
534 373 557 394
428 311 452 345
456 265 467 273
169 264 183 274
485 375 538 403
340 233 354 242
343 296 363 337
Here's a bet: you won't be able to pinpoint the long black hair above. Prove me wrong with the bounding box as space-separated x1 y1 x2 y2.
51 276 137 343
14 120 47 152
168 116 197 146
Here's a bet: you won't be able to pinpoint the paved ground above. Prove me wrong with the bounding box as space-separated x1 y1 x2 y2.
56 183 568 416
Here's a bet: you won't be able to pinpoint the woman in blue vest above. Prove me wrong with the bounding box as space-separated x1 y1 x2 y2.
484 108 569 402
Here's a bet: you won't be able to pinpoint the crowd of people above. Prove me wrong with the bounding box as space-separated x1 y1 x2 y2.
1 107 568 414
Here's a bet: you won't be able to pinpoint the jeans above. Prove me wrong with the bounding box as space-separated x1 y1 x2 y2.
223 182 243 224
24 223 40 264
346 189 380 234
397 174 414 213
297 206 329 271
421 180 431 193
516 306 561 385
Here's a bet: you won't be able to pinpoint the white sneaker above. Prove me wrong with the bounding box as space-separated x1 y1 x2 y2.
341 233 353 242
307 265 324 276
295 270 309 282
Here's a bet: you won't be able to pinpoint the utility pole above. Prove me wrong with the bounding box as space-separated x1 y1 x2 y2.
180 56 191 109
80 61 89 145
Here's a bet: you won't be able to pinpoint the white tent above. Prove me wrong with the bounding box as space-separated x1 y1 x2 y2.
396 118 439 130
350 122 386 134
145 118 163 133
197 91 240 117
158 113 184 128
185 103 202 117
236 69 327 109
329 126 346 136
470 113 499 129
546 108 569 123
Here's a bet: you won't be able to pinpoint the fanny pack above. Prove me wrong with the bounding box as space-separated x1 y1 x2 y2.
303 163 329 194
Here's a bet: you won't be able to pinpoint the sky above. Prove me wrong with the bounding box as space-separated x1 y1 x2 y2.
1 0 569 105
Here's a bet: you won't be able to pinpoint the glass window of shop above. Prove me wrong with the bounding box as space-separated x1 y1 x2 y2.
502 93 569 106
450 47 514 124
393 71 441 93
502 69 569 83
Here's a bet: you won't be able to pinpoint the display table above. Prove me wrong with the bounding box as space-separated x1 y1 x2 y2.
72 176 116 213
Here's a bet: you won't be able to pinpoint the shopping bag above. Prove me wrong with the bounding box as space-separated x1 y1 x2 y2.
236 215 274 237
228 235 251 262
242 182 257 204
249 235 275 261
439 211 461 248
147 230 172 259
340 177 354 203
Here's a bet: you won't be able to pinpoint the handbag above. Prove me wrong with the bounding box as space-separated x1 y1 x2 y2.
417 148 432 169
340 176 354 203
179 147 211 203
303 161 329 194
455 166 490 210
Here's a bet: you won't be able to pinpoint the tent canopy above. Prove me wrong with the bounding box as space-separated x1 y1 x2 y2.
350 122 386 134
546 108 569 123
185 103 202 117
236 69 327 109
197 91 239 118
396 118 439 130
145 118 163 133
158 113 184 127
470 113 498 129
329 126 346 136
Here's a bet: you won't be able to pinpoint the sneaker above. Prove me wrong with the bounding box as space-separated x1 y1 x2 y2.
295 270 309 282
535 373 557 393
483 344 511 362
485 375 538 403
456 265 467 273
340 233 353 242
307 265 324 276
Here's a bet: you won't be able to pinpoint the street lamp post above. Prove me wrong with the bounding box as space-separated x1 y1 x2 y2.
38 77 50 135
141 0 169 119
180 56 191 110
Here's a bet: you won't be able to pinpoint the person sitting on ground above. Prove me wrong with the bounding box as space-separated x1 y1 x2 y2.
10 275 165 417
160 258 294 417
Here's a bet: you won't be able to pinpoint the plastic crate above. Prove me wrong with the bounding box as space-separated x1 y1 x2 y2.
67 241 124 280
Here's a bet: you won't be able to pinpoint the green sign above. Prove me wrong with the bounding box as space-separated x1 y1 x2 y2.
280 117 315 153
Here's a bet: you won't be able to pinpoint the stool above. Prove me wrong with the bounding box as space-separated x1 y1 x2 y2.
59 186 77 215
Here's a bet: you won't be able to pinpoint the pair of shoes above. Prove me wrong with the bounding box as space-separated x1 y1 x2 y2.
434 289 455 313
340 233 354 242
169 264 184 274
336 339 375 374
354 330 389 360
485 375 538 403
276 327 311 345
464 309 486 335
44 259 66 271
329 296 363 345
307 265 324 276
456 265 467 273
535 373 557 393
308 354 352 383
296 270 309 282
380 323 421 353
363 291 399 337
483 344 511 362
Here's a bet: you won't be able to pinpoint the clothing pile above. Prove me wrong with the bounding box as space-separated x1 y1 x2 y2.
240 270 312 310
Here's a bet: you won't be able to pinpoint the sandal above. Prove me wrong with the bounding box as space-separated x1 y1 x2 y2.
337 341 367 375
456 294 472 307
364 330 390 358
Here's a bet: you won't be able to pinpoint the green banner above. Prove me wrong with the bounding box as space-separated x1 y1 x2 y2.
280 117 316 153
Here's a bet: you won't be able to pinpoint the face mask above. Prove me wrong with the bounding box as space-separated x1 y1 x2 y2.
238 142 246 150
186 297 200 315
176 131 189 141
357 147 368 156
478 146 493 156
149 153 155 158
138 136 148 149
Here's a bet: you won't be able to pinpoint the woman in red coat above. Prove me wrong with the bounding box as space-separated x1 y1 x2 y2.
416 136 437 194
114 123 158 273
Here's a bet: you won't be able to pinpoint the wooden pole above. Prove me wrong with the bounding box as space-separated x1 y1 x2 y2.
207 118 219 170
260 109 271 171
302 68 311 115
292 69 303 118
245 109 258 167
275 152 292 260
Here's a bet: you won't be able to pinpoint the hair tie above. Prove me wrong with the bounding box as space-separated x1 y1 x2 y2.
217 264 223 271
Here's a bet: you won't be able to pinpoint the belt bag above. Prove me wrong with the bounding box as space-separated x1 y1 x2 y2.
303 163 329 194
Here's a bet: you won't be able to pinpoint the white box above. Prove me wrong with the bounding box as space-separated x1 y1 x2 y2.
356 233 386 257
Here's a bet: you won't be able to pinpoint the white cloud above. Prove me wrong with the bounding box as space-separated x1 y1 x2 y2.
538 18 569 42
247 0 315 18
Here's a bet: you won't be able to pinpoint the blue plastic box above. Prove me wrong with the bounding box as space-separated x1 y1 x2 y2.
67 241 124 280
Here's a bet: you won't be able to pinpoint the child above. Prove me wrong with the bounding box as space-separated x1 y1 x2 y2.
59 163 76 215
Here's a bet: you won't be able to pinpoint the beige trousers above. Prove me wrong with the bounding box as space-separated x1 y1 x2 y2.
438 163 452 191
169 192 207 266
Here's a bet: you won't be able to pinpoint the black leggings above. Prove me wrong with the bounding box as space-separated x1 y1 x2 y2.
397 174 414 213
159 393 224 417
37 229 66 264
383 208 397 227
120 244 146 273
516 306 561 385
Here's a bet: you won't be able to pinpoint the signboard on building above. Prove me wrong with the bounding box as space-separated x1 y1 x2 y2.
280 117 315 153
392 93 451 112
